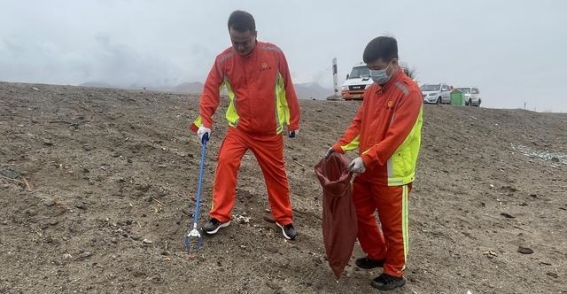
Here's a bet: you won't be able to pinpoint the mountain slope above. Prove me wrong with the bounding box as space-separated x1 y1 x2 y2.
0 81 565 294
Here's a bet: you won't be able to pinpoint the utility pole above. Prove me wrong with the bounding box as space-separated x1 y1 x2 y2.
326 57 342 100
332 58 339 95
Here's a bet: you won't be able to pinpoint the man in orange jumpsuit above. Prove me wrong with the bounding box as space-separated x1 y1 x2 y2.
326 36 423 290
190 10 301 240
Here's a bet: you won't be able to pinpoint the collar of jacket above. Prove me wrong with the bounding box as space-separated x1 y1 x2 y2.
373 69 404 93
233 40 259 59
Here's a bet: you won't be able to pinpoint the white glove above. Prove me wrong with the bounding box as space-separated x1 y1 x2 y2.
288 130 298 138
197 125 211 142
348 157 366 173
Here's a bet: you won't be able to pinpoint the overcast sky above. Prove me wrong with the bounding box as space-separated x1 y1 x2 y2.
1 0 566 111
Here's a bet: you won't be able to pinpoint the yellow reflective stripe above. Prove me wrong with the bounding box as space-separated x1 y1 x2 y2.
401 184 409 271
341 136 360 152
387 172 415 186
274 72 288 134
192 116 203 128
223 79 240 127
387 106 422 186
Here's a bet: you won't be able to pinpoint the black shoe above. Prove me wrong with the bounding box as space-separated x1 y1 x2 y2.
276 222 297 240
355 256 385 269
371 273 406 291
202 218 230 235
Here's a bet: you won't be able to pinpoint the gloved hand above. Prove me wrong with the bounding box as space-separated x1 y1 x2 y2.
348 157 366 173
288 130 298 138
197 125 211 143
325 147 335 158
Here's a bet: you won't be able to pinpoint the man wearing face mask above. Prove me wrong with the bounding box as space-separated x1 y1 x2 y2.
324 36 423 290
190 10 301 240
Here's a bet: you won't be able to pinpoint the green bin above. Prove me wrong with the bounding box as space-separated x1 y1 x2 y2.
450 89 465 106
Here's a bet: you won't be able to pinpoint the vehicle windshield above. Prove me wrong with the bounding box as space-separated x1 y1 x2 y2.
457 88 471 93
420 84 440 91
349 66 370 79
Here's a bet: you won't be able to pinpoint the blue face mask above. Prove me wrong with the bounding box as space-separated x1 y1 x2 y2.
370 62 392 85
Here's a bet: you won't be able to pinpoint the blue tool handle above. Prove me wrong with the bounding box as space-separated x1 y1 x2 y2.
194 133 208 222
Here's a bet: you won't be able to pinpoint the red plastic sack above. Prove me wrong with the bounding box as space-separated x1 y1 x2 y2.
314 152 358 279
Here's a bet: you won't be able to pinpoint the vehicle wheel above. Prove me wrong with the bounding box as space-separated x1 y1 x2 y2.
465 100 469 106
437 97 442 105
476 100 481 107
468 99 472 106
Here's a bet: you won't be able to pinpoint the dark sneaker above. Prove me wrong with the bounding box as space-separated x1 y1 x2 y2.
202 218 230 235
371 273 406 291
276 222 297 240
355 256 385 269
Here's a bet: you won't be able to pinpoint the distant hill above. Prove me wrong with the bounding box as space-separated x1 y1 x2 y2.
293 82 333 100
78 81 116 89
169 81 333 99
172 82 204 94
79 80 333 99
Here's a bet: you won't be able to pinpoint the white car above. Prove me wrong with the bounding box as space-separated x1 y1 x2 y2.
456 87 482 107
421 83 451 104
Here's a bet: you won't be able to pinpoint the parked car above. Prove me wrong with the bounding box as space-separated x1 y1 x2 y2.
421 83 451 104
456 87 482 107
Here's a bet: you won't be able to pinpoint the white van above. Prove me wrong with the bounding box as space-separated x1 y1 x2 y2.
340 62 410 100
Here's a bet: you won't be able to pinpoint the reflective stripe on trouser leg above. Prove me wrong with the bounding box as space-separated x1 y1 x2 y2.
374 184 410 277
402 184 409 270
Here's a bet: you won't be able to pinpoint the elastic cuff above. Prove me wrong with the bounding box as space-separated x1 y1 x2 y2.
383 268 404 278
331 146 344 154
209 214 231 223
361 154 372 168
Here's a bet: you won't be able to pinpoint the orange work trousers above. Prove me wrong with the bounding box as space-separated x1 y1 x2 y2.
209 127 293 225
352 178 412 277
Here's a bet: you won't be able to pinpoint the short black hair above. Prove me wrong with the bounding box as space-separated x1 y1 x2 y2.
228 10 256 32
363 36 398 64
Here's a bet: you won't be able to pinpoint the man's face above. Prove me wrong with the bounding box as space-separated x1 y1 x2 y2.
367 58 398 76
229 28 257 56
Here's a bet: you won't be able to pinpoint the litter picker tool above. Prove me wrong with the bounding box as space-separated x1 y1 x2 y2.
184 133 209 256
